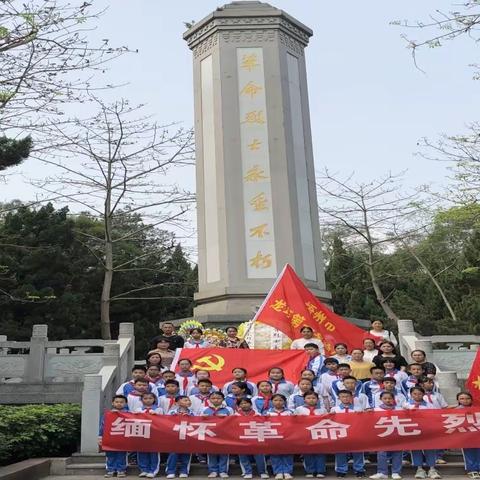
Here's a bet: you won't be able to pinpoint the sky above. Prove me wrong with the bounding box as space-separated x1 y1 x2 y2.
2 0 479 251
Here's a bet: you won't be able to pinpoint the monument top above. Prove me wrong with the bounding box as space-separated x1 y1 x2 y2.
183 0 313 49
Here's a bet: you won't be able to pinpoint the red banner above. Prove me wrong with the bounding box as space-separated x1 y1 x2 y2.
254 264 366 355
102 409 480 454
172 347 308 386
466 349 480 403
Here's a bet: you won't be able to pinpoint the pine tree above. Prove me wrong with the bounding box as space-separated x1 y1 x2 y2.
0 136 32 171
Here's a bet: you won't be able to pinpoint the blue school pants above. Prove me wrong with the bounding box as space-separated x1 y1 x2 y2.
270 455 293 474
411 450 437 468
137 452 160 475
239 454 267 475
304 453 326 474
463 448 480 472
207 454 229 474
377 451 403 475
166 453 192 475
335 452 365 474
106 451 127 473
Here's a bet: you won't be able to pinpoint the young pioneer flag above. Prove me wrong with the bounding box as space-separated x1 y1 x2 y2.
253 264 367 355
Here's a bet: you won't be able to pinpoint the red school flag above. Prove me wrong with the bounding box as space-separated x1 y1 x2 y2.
172 347 308 386
253 264 366 355
466 349 480 403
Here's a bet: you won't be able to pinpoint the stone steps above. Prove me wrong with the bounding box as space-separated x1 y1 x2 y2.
62 454 468 477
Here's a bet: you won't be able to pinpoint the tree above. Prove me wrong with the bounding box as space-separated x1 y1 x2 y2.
30 98 194 339
0 202 197 348
0 136 32 171
0 0 128 132
317 171 420 324
393 2 480 78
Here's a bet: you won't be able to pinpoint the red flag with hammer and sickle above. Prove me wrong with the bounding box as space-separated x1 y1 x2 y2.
254 264 367 356
172 347 308 385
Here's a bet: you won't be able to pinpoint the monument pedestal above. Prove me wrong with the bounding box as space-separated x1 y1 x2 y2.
184 1 330 325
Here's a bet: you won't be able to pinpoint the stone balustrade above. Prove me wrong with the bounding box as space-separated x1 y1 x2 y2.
397 319 480 403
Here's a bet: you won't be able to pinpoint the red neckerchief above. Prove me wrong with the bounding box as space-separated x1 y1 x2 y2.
210 406 223 416
306 406 317 415
164 395 176 409
238 409 256 416
146 375 162 384
177 372 193 392
130 390 143 397
425 392 433 403
270 379 284 393
258 394 272 409
195 393 210 406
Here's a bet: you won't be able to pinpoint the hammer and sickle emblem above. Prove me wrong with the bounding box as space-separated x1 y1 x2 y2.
192 354 225 372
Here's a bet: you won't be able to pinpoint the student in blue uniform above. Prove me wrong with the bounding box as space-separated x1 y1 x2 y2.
98 395 129 478
166 396 196 479
252 380 273 414
235 398 269 479
454 392 480 479
225 381 251 410
268 367 295 396
266 394 294 480
202 391 233 478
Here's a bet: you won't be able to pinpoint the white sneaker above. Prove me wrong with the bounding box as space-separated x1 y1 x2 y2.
275 475 284 480
219 474 229 479
428 469 442 479
166 475 175 479
392 474 402 480
284 474 293 480
369 475 388 480
261 475 270 479
208 474 218 479
244 476 253 479
415 468 427 479
317 475 326 479
139 474 148 479
179 475 188 479
146 475 155 479
306 475 314 479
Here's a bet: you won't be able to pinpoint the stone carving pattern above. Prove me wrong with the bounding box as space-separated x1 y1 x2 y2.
221 29 276 43
218 17 278 25
278 31 305 57
0 357 25 377
186 21 216 46
46 356 103 377
193 33 219 58
279 19 310 44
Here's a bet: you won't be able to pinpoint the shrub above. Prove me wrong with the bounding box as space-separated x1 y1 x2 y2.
0 403 81 466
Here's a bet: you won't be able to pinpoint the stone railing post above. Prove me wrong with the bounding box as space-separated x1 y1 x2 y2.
24 324 48 382
103 342 120 367
414 339 433 356
397 319 415 358
436 371 461 405
118 322 135 375
80 374 102 453
0 335 7 356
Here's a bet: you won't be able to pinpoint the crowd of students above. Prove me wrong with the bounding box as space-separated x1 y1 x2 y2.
98 321 479 480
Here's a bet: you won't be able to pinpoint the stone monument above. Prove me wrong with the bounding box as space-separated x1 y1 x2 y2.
184 1 330 325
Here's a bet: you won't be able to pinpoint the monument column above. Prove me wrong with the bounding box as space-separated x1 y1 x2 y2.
184 1 330 324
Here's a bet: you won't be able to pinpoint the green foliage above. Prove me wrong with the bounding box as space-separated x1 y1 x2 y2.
325 204 480 336
0 136 32 171
0 404 81 466
0 203 196 356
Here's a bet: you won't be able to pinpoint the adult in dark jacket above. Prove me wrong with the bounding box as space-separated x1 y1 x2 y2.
150 321 184 350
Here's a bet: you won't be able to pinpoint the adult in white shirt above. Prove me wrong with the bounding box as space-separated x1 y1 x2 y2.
367 320 398 346
362 337 379 363
290 326 325 354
